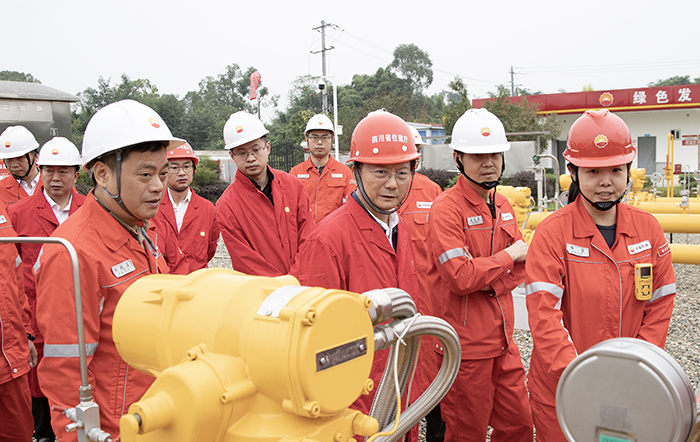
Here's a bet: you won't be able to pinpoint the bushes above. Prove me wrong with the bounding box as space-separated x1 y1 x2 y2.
420 168 459 190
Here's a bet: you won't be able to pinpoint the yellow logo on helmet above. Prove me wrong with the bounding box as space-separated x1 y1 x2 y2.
51 149 60 155
149 118 161 129
236 125 244 133
595 134 609 148
481 127 491 137
4 142 10 148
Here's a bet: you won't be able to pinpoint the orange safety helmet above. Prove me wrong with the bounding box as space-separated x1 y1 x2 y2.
349 110 420 165
166 141 199 167
564 109 636 168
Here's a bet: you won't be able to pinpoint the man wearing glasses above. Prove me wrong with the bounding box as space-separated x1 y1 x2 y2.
289 114 355 223
216 111 312 277
291 110 420 422
153 142 218 275
8 137 85 442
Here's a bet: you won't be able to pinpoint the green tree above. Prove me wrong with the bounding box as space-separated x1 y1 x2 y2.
0 71 41 83
178 64 276 150
483 85 561 152
441 77 472 139
647 75 700 87
389 44 433 91
72 74 164 147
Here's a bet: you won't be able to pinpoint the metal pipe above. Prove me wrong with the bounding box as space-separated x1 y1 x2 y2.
538 154 560 210
634 201 700 215
651 214 700 234
670 245 700 265
0 237 89 398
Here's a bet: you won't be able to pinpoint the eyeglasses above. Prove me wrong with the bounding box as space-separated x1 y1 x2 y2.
308 135 332 143
365 168 411 182
168 164 193 173
231 146 267 159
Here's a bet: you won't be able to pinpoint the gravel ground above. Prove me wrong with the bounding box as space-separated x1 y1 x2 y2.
210 233 700 440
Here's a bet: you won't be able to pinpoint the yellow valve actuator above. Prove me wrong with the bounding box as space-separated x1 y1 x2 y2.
113 269 379 442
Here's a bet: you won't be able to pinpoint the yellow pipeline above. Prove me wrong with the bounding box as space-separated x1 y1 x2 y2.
631 201 700 215
670 245 700 265
666 133 675 198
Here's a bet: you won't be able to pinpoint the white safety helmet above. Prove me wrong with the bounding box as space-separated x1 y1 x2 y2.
38 137 82 166
449 108 510 154
82 99 184 167
223 111 269 150
0 126 40 159
408 125 427 146
305 113 335 136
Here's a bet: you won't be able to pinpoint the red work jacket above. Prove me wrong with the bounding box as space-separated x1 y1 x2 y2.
426 176 524 360
0 204 32 385
289 156 355 223
8 188 86 396
153 189 218 275
216 167 313 277
35 195 168 441
8 189 86 340
0 174 42 208
291 195 419 416
525 198 675 406
397 172 442 310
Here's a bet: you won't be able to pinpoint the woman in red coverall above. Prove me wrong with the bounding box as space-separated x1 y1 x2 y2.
526 109 676 441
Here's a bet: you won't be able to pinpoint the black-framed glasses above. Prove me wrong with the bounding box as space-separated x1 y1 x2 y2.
308 135 332 143
231 146 267 159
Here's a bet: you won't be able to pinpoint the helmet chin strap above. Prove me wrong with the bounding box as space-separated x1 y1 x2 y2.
353 165 414 216
572 167 627 212
455 155 503 190
11 152 37 181
101 150 140 221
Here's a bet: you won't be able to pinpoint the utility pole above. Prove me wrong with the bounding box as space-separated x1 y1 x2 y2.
510 66 515 97
312 20 335 115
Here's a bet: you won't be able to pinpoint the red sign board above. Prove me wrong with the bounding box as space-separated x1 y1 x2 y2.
473 84 700 114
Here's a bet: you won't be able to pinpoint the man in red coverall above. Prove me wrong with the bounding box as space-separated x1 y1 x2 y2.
0 125 42 207
153 142 218 274
0 203 37 442
8 137 86 442
398 125 445 442
289 113 355 223
216 111 313 277
526 110 675 441
35 99 181 441
291 110 421 430
426 108 532 441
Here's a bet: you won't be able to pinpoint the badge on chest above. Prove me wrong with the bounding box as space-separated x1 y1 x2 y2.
467 215 483 226
112 259 136 278
566 243 590 258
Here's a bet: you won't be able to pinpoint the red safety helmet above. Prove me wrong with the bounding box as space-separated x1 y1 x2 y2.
349 110 420 165
166 141 199 167
564 109 636 168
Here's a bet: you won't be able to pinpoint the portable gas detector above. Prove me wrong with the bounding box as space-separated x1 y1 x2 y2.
634 263 653 301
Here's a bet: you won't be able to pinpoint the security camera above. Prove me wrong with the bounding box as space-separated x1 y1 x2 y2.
318 83 325 91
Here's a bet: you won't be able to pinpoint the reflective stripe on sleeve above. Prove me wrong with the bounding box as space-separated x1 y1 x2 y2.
33 249 42 273
15 255 21 268
44 343 98 358
647 283 676 304
439 247 468 265
526 281 564 300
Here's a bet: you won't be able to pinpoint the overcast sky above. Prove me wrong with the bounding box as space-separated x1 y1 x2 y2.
6 0 700 122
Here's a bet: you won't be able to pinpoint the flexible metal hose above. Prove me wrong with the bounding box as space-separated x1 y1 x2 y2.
369 315 461 442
